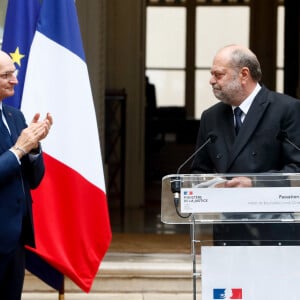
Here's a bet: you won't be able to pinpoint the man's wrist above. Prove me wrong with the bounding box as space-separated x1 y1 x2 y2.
14 146 27 156
29 142 41 155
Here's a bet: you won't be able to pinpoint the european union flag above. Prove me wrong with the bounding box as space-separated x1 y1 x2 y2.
2 0 64 292
1 0 40 108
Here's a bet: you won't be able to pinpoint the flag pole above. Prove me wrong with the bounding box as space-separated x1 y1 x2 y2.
58 277 65 300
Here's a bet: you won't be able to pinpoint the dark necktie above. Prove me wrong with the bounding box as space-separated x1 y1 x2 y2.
0 109 12 147
234 107 243 135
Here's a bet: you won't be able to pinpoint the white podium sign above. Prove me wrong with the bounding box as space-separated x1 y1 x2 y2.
180 187 300 213
202 246 300 300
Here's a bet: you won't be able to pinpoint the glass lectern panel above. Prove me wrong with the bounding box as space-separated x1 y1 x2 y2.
161 173 300 224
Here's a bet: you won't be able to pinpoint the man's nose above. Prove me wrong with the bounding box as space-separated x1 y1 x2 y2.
209 76 216 85
9 76 18 84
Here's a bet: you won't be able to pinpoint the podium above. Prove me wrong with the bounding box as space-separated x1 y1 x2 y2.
161 173 300 300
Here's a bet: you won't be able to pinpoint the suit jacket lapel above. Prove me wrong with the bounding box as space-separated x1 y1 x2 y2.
3 106 18 144
226 87 270 170
210 104 236 172
220 105 235 151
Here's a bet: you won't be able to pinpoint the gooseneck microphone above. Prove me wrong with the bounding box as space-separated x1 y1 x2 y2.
277 131 300 151
177 133 218 174
170 133 218 218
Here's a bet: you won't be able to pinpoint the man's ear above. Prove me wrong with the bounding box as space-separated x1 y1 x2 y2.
240 67 250 83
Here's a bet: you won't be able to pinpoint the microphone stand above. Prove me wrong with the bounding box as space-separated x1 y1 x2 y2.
171 135 217 218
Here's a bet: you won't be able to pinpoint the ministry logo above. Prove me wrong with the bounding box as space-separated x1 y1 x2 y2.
213 288 243 299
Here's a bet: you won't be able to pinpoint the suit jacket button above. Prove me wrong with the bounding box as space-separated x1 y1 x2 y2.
216 154 222 159
251 151 257 156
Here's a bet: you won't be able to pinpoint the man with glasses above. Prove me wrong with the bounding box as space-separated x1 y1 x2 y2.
0 50 52 299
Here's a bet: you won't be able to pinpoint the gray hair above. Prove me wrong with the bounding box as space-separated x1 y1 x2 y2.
229 48 262 82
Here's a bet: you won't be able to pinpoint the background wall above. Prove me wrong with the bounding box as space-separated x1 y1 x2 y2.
77 0 146 208
76 0 300 212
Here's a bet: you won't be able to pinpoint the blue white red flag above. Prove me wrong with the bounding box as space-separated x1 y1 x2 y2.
213 288 243 299
17 0 111 293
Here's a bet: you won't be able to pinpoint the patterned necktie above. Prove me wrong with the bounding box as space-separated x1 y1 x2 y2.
234 107 243 135
0 109 12 147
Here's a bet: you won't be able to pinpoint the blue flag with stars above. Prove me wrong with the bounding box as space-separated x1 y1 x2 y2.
1 0 64 292
1 0 40 108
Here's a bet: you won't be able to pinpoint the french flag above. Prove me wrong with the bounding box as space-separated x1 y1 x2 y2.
213 288 243 299
21 0 112 293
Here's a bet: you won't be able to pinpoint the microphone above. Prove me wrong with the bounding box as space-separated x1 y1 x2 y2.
170 133 218 213
176 133 217 174
277 131 300 151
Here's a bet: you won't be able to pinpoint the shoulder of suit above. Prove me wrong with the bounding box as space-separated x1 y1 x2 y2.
267 89 299 104
256 86 298 105
3 104 22 115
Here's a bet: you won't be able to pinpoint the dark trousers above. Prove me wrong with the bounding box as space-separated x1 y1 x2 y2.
0 244 25 300
213 223 300 246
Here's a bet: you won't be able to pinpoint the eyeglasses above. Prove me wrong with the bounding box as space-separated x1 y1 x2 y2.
0 69 19 80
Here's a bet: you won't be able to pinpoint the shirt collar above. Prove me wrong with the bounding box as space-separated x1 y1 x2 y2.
232 83 261 114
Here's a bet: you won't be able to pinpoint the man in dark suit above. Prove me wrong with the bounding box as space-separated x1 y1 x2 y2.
0 50 52 299
191 44 300 245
